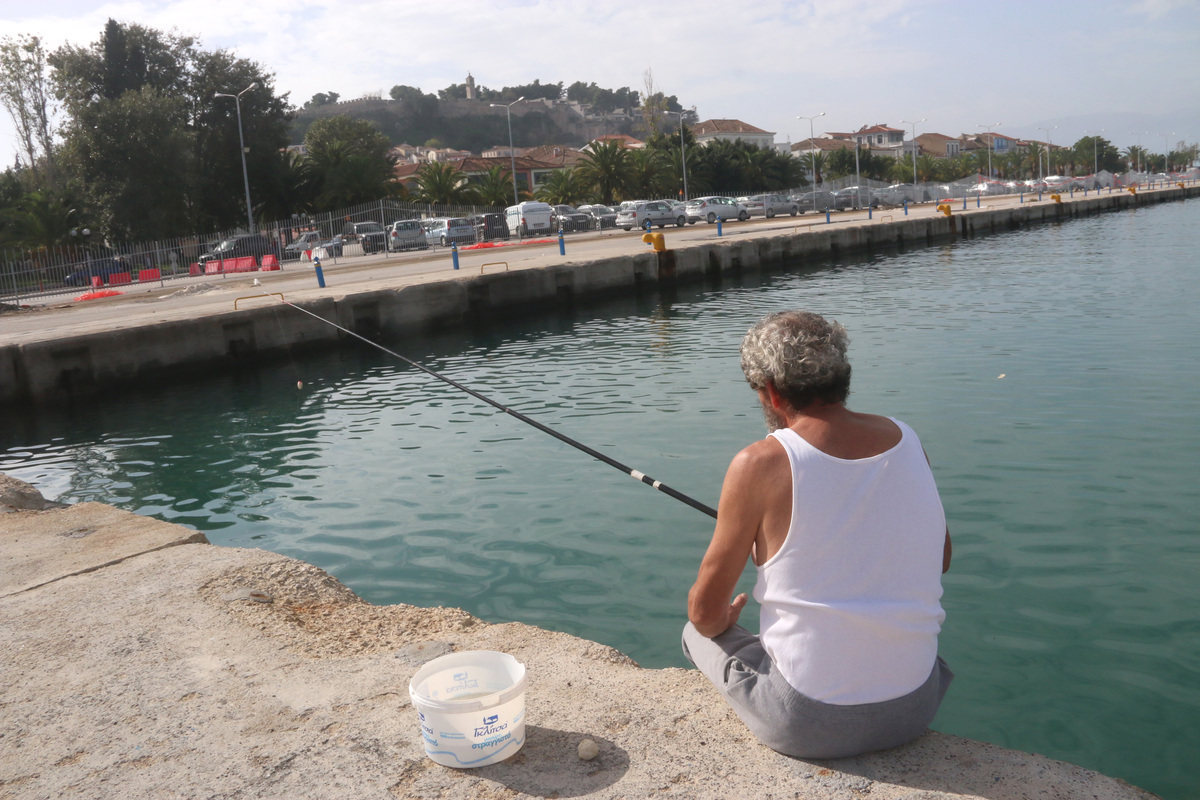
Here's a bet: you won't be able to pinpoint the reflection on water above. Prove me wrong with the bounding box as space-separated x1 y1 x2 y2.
4 200 1200 798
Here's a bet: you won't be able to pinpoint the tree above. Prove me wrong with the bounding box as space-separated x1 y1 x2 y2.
798 151 827 186
625 149 672 199
412 161 470 205
469 164 515 207
0 35 58 189
0 189 77 250
303 116 396 209
49 19 293 239
576 139 631 205
305 92 339 108
534 168 588 205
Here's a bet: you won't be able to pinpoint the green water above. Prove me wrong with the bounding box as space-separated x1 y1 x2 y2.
4 200 1198 797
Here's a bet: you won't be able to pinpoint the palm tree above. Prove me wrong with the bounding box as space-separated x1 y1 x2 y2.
799 151 826 186
576 140 631 205
625 149 671 199
534 168 589 205
471 164 515 207
915 155 939 183
413 161 471 205
0 190 77 251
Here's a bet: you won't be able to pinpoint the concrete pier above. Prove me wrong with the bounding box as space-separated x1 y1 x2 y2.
1 183 1196 408
0 479 1160 799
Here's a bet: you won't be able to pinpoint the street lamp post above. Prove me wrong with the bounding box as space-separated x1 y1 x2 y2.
900 118 925 192
797 111 825 210
1037 125 1057 182
1161 132 1175 173
1084 129 1105 175
1129 131 1148 173
979 122 1001 179
214 82 258 232
666 108 694 202
490 97 525 206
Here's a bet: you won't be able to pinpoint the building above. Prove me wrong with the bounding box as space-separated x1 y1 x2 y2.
691 119 775 149
826 124 906 149
582 134 645 151
394 155 567 197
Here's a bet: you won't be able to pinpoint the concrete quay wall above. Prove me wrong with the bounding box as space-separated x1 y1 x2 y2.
2 185 1194 408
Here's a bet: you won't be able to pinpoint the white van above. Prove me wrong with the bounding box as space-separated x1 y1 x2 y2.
505 202 554 237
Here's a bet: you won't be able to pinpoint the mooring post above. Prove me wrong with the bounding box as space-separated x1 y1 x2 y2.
451 242 459 271
558 228 565 256
312 255 326 288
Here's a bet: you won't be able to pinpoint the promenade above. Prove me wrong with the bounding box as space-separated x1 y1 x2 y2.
5 182 1196 408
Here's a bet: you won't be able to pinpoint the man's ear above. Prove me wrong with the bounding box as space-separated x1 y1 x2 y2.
764 382 786 410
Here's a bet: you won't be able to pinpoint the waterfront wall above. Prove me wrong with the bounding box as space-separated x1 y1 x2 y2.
2 185 1195 408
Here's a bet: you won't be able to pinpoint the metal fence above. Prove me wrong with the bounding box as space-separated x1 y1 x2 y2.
5 169 1196 305
0 198 505 304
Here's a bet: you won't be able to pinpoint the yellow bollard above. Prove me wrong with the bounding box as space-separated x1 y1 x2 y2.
1128 187 1137 195
936 203 952 217
1179 182 1185 189
641 232 666 251
1051 193 1062 204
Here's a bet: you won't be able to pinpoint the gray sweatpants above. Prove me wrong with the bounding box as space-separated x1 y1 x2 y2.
682 622 953 759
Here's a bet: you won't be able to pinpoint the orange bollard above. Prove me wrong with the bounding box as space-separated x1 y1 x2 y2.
936 203 952 217
641 232 666 251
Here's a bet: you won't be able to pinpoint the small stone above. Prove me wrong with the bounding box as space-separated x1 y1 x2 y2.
577 738 599 761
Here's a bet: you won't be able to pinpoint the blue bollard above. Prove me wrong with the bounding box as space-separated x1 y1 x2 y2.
1020 192 1024 204
825 207 831 224
558 228 565 255
1039 190 1043 202
451 242 459 270
716 217 723 236
962 195 967 211
312 256 326 288
903 200 908 216
868 206 873 220
976 193 981 208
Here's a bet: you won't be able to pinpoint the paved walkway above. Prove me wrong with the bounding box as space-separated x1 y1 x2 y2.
1 193 1041 347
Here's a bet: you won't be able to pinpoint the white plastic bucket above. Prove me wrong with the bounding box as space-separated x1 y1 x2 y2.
408 650 527 768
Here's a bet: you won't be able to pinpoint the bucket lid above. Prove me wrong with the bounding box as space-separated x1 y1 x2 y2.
408 650 526 713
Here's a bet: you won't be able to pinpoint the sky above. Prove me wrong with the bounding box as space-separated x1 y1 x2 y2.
2 0 1198 164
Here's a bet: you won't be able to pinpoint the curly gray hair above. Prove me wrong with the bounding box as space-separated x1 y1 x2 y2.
740 311 851 408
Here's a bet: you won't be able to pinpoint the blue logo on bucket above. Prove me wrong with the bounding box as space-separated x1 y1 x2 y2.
453 671 468 681
484 714 498 725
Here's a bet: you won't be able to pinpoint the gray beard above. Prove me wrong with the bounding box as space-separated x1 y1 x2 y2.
761 402 785 433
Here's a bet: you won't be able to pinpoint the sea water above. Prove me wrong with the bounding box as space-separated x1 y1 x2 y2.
4 199 1198 797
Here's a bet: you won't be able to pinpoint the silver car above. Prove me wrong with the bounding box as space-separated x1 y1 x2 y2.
738 194 800 218
615 200 686 230
684 196 749 224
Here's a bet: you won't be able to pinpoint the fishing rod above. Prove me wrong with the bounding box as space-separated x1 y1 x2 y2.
279 299 718 519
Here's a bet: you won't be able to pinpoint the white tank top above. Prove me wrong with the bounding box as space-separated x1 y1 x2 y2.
754 420 946 705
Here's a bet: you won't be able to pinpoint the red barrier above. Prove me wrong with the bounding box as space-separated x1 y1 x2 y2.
108 272 132 285
229 256 257 272
91 276 103 288
205 260 223 275
189 263 201 276
261 254 279 269
137 268 161 282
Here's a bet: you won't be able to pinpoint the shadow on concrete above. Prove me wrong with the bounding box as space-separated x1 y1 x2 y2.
470 725 629 797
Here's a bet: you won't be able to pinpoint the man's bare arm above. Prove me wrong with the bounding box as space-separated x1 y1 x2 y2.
688 442 774 638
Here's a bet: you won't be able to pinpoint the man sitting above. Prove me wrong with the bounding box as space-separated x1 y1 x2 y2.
684 310 953 759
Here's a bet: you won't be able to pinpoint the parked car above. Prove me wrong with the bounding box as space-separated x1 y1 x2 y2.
550 204 591 232
198 233 279 266
615 200 686 230
684 196 749 224
282 231 324 261
577 204 617 229
470 213 510 242
387 220 428 251
874 184 917 205
832 186 880 210
788 190 838 213
339 221 387 254
423 217 476 247
315 235 346 257
737 194 799 218
63 254 130 286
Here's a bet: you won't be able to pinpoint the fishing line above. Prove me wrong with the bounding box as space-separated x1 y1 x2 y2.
280 300 718 519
